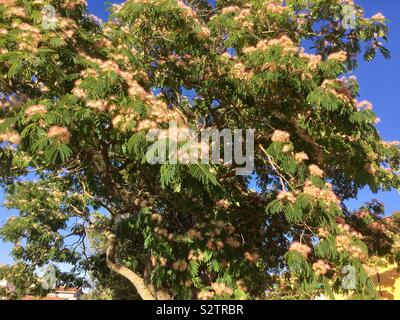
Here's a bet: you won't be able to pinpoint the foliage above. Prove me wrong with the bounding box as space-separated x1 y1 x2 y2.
0 0 399 300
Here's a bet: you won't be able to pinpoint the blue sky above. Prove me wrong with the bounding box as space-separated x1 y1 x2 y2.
343 0 400 213
1 0 399 264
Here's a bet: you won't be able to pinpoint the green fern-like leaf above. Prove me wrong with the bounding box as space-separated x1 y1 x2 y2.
188 164 219 186
160 164 178 189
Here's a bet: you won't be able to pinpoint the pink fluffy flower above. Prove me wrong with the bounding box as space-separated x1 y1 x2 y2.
48 125 71 144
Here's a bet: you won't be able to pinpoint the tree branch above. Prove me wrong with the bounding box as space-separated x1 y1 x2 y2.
104 230 157 300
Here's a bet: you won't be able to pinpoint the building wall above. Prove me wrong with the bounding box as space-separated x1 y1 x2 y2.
370 265 400 300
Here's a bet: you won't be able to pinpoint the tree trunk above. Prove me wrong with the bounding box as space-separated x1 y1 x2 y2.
105 231 156 300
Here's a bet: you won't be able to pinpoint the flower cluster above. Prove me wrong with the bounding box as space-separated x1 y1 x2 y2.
197 290 215 300
244 35 296 55
24 104 47 119
175 0 210 38
151 213 162 224
244 251 260 263
216 199 230 209
172 259 188 272
318 227 330 238
226 237 241 248
71 52 180 132
312 260 331 276
150 255 167 267
47 125 71 144
211 282 233 296
299 50 322 70
356 100 373 111
230 62 253 80
264 2 289 15
336 232 366 259
364 163 377 175
187 250 205 262
308 164 324 178
371 13 386 22
289 242 312 258
328 51 347 62
277 191 296 203
271 130 290 143
321 79 353 102
221 6 241 15
303 181 341 206
339 225 363 240
198 281 235 300
12 21 41 52
0 131 21 145
86 100 109 113
220 5 254 31
61 0 88 10
3 1 26 18
294 152 309 163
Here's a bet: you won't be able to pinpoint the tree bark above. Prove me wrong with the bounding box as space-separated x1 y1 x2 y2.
144 256 172 300
105 231 156 300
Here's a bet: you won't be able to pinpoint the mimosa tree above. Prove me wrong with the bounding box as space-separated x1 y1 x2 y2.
0 0 399 300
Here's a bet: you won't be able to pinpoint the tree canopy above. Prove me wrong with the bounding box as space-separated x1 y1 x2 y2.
0 0 399 300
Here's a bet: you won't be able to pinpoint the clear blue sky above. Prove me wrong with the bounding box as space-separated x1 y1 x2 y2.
1 0 399 264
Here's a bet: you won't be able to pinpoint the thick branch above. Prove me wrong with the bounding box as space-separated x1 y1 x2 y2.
105 231 156 300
